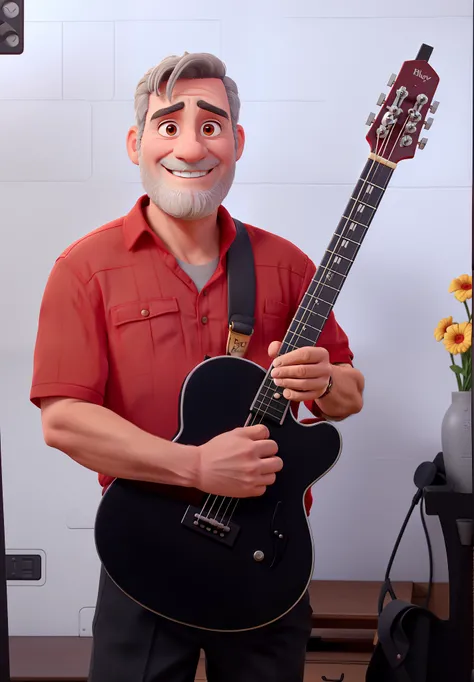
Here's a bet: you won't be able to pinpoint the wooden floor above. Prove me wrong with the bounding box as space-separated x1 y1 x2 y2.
7 581 449 682
194 652 371 681
8 640 370 682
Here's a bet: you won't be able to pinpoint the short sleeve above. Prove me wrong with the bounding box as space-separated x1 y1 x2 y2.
30 257 108 408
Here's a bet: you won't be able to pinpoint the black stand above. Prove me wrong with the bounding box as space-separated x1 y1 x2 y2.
0 434 10 682
424 485 473 681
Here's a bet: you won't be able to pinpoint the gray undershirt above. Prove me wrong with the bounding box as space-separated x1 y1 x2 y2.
176 257 219 292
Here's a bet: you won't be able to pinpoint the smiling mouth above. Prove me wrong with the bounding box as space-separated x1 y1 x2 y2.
164 168 214 178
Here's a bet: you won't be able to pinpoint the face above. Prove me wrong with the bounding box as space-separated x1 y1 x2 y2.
127 77 245 221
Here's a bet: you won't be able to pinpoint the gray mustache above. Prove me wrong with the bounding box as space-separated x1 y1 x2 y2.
160 156 220 173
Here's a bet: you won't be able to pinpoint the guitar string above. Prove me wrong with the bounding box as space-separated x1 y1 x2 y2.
218 112 413 529
198 116 402 532
197 136 394 534
197 100 417 533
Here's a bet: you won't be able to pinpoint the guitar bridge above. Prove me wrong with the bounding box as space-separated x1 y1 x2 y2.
181 505 240 547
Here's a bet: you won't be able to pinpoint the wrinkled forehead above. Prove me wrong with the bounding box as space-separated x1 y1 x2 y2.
148 77 230 117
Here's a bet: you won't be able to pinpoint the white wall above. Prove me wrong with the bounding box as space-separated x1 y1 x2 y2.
0 0 471 636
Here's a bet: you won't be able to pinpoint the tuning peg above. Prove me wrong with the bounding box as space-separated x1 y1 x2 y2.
376 93 386 106
418 137 428 149
366 112 376 126
387 73 397 87
430 100 439 113
424 117 434 130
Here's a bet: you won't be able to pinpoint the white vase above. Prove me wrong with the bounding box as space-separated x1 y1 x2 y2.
441 390 472 493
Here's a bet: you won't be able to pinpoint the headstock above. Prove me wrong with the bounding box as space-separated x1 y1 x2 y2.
366 44 440 165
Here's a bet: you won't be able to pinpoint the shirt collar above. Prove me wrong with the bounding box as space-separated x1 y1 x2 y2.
122 194 237 260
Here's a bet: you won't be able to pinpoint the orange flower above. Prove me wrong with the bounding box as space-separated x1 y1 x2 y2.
434 316 453 341
448 274 472 302
443 322 472 355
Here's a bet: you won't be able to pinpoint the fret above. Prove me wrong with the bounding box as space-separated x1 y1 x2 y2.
253 398 286 420
327 233 360 261
316 267 346 291
288 317 326 334
285 330 317 345
326 249 353 264
350 197 376 210
335 217 367 244
250 157 395 425
342 214 370 228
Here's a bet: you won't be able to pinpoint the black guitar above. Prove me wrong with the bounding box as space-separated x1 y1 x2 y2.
94 45 440 632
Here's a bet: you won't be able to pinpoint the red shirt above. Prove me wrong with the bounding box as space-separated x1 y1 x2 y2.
30 195 353 514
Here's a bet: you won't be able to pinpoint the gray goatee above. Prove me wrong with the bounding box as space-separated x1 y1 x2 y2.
139 152 235 220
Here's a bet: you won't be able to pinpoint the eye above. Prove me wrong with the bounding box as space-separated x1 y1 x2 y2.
201 121 222 137
157 121 180 137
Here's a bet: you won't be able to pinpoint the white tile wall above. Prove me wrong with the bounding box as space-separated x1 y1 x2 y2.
0 101 91 181
24 0 472 21
91 101 138 181
0 23 62 99
63 22 115 100
113 21 222 100
0 0 471 636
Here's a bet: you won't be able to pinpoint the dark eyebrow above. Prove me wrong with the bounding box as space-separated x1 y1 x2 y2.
197 100 229 120
150 102 184 121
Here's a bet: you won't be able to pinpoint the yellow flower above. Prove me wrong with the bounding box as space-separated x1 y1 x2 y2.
448 274 472 302
443 322 472 354
434 316 453 341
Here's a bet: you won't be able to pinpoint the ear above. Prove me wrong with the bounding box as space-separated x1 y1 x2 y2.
235 124 245 161
126 126 139 166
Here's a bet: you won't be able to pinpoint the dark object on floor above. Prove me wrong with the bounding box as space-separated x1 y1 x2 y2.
366 452 473 681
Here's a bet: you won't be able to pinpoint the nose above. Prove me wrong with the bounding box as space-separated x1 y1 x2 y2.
173 129 207 165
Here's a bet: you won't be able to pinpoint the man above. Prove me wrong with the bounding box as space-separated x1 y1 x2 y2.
30 52 364 682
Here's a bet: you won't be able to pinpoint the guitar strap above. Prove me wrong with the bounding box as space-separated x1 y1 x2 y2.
225 218 255 358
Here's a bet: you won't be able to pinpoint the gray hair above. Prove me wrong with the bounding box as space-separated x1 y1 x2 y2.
134 52 240 149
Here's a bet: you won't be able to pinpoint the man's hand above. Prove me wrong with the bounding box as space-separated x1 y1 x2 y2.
196 424 282 498
268 341 331 403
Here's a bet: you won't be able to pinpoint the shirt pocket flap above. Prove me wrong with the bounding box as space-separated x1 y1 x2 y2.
111 297 180 326
264 298 290 318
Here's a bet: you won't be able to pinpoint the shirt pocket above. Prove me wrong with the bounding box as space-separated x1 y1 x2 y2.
109 297 184 374
262 298 291 344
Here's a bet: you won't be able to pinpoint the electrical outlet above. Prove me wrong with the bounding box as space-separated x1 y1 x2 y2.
6 554 41 580
6 549 45 586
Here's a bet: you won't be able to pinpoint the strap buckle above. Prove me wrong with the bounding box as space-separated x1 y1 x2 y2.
226 321 254 358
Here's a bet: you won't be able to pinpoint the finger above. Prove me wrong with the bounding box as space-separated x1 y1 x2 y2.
259 456 283 473
242 424 270 440
256 440 279 458
268 340 282 359
259 473 277 486
272 346 328 367
271 363 326 380
278 388 321 402
273 377 327 392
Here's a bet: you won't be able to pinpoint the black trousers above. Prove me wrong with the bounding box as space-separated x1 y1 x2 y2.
88 567 313 682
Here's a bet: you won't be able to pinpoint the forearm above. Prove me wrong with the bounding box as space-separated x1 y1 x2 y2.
41 398 199 487
314 364 364 420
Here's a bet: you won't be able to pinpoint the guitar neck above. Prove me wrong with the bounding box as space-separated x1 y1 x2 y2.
250 155 395 424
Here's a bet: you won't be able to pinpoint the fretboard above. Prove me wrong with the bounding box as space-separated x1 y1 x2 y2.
250 156 395 424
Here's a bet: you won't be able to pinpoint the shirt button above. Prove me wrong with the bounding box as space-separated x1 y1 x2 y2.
201 316 208 324
141 309 150 317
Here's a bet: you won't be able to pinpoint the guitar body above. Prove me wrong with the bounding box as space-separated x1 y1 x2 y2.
94 355 342 632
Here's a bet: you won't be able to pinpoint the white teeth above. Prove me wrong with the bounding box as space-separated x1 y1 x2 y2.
171 170 208 178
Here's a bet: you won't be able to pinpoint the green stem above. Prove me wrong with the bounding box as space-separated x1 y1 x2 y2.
463 300 471 322
450 353 463 391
